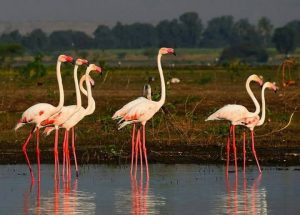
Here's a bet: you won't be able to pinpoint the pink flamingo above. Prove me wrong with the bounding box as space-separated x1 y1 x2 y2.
205 74 263 175
15 54 73 182
55 64 101 180
43 73 96 179
112 47 176 180
237 82 278 173
41 58 89 180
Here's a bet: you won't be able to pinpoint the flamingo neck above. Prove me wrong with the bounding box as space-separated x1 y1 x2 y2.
79 75 95 115
85 70 96 115
74 65 82 108
246 78 260 116
257 85 267 126
157 53 166 106
55 61 64 111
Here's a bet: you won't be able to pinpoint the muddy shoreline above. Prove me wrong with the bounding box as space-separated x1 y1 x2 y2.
1 143 300 166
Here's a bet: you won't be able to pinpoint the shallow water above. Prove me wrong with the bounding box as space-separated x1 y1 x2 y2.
0 164 300 214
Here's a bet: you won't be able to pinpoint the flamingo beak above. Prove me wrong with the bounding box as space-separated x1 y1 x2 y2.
65 56 74 63
83 59 89 65
95 66 102 74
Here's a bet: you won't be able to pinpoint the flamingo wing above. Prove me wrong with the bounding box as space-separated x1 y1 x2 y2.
118 100 158 129
112 97 148 120
205 104 251 123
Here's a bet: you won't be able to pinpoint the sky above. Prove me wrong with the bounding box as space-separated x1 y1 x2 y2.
0 0 299 33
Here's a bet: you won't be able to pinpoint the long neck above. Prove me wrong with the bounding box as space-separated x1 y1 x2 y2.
157 54 166 105
246 78 260 116
55 61 64 111
80 75 87 96
80 75 95 115
85 70 96 115
257 85 267 126
74 65 81 108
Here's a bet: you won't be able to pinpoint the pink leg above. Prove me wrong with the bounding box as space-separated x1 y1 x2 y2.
54 128 60 181
130 124 136 176
36 127 41 182
71 127 79 178
138 129 143 179
22 126 35 183
62 130 67 181
243 131 246 174
232 125 238 175
134 129 139 179
142 125 149 181
226 125 232 176
251 131 262 173
65 130 71 180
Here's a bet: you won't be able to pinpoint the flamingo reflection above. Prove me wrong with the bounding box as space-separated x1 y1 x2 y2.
223 174 267 214
131 176 149 215
23 179 96 214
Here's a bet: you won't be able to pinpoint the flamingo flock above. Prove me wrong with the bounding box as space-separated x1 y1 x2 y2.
15 47 279 183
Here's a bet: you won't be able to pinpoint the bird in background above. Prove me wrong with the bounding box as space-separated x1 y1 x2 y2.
41 58 89 180
205 74 263 176
112 47 176 180
237 81 278 173
15 54 73 183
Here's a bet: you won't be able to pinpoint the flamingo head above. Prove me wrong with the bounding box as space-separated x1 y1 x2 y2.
58 54 73 63
76 58 89 66
87 75 95 87
159 47 176 56
249 74 264 86
88 64 102 74
263 81 278 93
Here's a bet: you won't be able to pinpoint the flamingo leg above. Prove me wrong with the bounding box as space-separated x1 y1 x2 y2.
62 130 67 181
36 127 41 182
54 128 60 181
243 131 246 174
232 125 238 175
226 125 232 176
130 124 136 176
134 128 139 179
71 127 79 178
137 129 143 179
142 125 149 181
65 130 71 180
22 126 35 183
251 131 262 173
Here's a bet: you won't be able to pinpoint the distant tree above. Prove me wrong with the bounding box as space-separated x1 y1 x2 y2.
0 30 22 43
94 25 115 49
231 19 263 46
111 22 129 48
285 20 300 46
127 23 157 48
156 19 182 47
219 43 268 63
22 29 48 52
178 12 203 47
200 15 234 48
48 30 92 51
257 17 273 47
272 27 296 55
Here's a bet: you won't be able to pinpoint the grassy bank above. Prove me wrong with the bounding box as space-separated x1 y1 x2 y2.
0 63 299 165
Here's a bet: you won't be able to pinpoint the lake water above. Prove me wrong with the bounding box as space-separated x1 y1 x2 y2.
0 164 300 214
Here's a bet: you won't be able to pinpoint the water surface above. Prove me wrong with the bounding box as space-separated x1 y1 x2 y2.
0 164 300 214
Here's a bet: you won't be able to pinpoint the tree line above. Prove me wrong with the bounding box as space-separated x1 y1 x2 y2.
0 12 299 61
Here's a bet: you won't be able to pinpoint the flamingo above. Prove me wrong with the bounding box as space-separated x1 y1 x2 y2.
43 73 96 179
15 54 73 182
56 64 101 179
41 58 89 180
237 82 278 173
205 74 263 175
112 47 176 180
